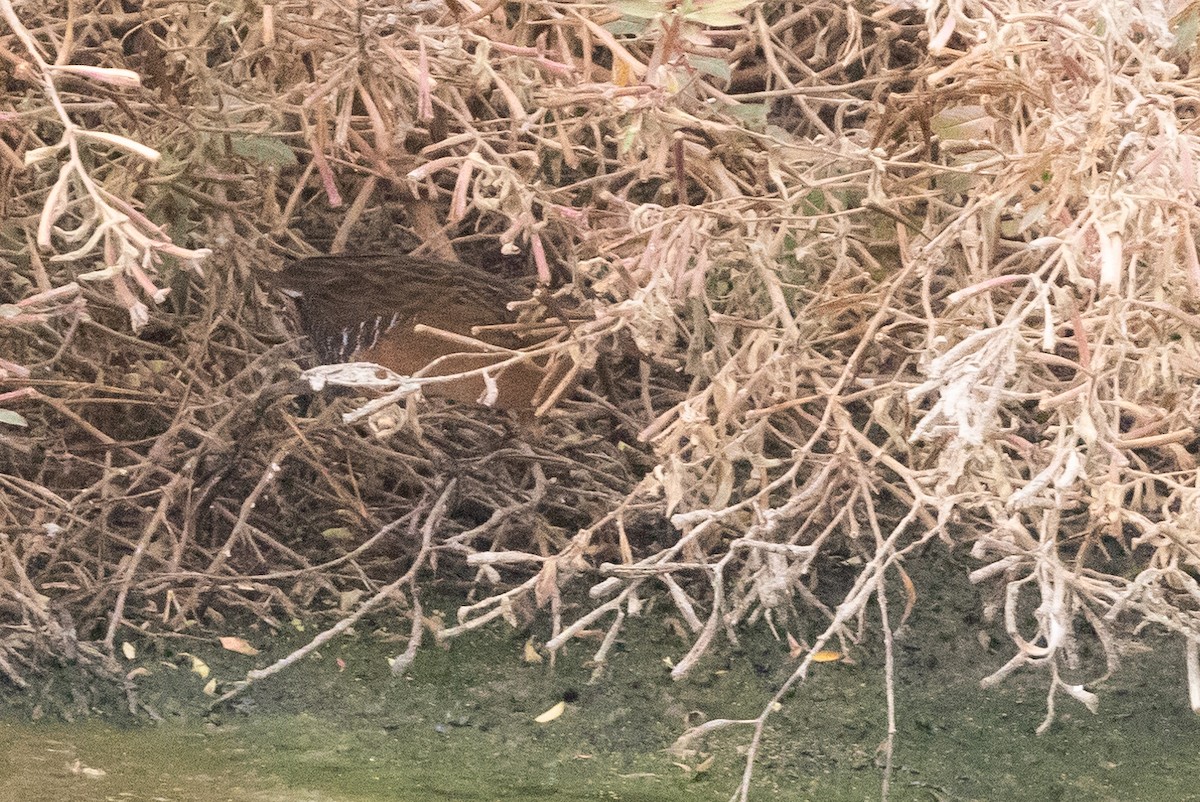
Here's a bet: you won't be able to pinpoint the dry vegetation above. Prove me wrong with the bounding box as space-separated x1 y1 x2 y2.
3 0 1200 797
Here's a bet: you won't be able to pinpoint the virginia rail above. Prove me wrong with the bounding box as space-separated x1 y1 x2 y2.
260 253 553 410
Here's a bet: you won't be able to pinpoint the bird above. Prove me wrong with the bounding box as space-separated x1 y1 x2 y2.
259 253 561 410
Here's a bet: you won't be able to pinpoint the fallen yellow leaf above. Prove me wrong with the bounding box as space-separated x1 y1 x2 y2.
179 653 209 679
219 636 259 656
534 700 566 724
613 59 633 87
812 650 842 663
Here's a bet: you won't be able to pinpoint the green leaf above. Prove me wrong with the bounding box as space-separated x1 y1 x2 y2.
687 55 733 83
0 409 28 427
1171 10 1198 56
231 135 298 167
685 9 746 27
683 0 756 26
612 0 665 19
722 102 768 128
694 0 758 11
604 18 649 36
619 117 643 156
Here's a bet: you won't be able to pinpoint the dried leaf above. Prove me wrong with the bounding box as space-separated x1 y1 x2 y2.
534 557 559 609
77 130 161 162
182 653 209 679
1061 682 1099 714
896 564 917 628
534 700 566 723
219 636 259 656
51 64 142 88
931 105 995 140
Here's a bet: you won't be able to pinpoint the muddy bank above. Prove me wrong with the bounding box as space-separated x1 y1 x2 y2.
4 558 1199 801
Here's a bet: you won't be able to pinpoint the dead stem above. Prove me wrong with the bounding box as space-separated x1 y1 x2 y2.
4 2 1200 799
